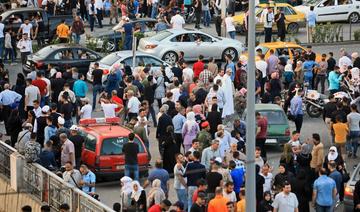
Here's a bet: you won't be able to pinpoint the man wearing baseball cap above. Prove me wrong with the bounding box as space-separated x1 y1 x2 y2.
69 125 84 168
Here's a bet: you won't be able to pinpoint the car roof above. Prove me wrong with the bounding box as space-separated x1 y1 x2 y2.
3 8 43 13
258 42 302 48
110 50 159 58
80 125 133 138
255 103 284 111
42 44 90 50
165 28 199 34
258 3 292 7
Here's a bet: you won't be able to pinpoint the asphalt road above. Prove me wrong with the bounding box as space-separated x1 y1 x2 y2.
1 18 360 211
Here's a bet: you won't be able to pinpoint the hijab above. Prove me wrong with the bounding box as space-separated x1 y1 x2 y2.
131 181 144 202
327 146 339 161
147 179 165 205
56 72 62 78
185 111 197 130
120 176 133 194
193 104 205 120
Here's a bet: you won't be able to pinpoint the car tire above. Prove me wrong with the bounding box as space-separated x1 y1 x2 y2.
349 12 360 23
287 23 299 34
222 48 238 61
162 51 178 64
105 41 116 52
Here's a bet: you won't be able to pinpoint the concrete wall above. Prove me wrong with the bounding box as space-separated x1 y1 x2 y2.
0 177 41 212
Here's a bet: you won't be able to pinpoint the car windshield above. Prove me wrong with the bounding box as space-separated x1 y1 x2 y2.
34 46 54 57
255 46 269 55
152 30 172 41
100 54 121 66
101 137 145 155
258 110 287 125
303 0 322 5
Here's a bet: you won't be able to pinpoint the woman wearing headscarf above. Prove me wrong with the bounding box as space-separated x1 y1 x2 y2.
272 163 295 194
283 61 294 90
7 109 22 147
50 72 65 104
323 146 344 172
291 169 311 212
162 126 177 174
13 73 26 119
269 72 282 103
222 68 235 119
154 69 165 108
147 179 165 208
120 176 133 211
279 143 295 174
294 60 304 84
182 111 200 152
206 104 222 138
296 143 312 174
192 104 205 126
130 181 146 212
258 191 273 212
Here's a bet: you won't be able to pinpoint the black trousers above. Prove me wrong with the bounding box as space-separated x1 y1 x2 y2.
20 51 30 65
195 11 201 28
174 133 183 153
256 137 267 159
294 114 303 133
2 105 11 135
128 112 138 121
315 75 326 94
264 27 272 42
96 9 103 27
214 16 222 36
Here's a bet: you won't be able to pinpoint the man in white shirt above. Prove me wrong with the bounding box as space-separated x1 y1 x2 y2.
182 62 194 83
170 10 185 30
127 90 141 121
261 6 274 43
40 72 51 104
272 182 299 212
18 19 34 38
24 78 40 112
94 0 103 28
79 97 92 119
100 97 118 118
0 16 4 60
17 33 32 65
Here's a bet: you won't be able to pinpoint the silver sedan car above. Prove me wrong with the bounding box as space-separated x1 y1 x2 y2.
137 28 245 64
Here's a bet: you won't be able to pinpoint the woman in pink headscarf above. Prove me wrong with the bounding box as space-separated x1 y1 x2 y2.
50 71 65 104
193 104 206 126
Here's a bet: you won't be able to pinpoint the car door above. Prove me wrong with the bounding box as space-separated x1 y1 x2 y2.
74 48 101 76
47 48 76 71
315 0 337 22
169 33 197 60
191 32 219 59
336 0 354 21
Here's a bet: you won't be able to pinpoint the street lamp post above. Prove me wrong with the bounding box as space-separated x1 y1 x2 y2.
245 0 256 211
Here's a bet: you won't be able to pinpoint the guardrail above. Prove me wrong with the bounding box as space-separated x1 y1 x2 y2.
0 141 114 212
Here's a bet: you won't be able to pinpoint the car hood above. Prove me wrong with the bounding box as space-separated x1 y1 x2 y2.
295 5 310 15
27 53 43 61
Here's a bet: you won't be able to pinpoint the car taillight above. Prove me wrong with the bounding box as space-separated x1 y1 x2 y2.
35 61 44 68
103 69 109 75
95 156 100 166
285 128 290 136
345 186 353 197
145 44 158 49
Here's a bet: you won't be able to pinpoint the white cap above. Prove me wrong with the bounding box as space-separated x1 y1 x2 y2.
58 117 65 125
214 157 222 164
69 125 79 131
41 105 50 113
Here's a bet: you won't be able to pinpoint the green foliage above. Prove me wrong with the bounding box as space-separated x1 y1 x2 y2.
354 29 360 41
312 23 343 43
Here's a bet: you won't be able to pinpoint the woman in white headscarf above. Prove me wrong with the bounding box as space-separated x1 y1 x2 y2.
130 181 147 211
182 111 200 152
323 146 344 172
222 68 235 118
120 176 133 211
146 179 165 207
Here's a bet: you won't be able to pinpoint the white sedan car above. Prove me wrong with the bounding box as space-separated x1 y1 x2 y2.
137 28 245 64
296 0 360 23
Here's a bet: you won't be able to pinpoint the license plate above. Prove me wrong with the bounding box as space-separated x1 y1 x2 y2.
116 165 124 170
265 139 277 144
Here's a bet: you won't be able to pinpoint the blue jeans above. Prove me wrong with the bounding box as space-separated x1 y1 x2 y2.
187 186 197 212
124 35 132 50
73 33 81 44
4 48 14 63
315 204 331 212
151 3 158 19
304 72 313 89
350 131 360 156
0 37 4 59
92 84 103 109
64 119 73 129
125 164 139 181
176 189 188 210
228 31 236 39
202 10 211 27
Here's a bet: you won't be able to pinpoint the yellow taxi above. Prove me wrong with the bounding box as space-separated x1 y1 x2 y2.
233 3 306 34
243 42 322 62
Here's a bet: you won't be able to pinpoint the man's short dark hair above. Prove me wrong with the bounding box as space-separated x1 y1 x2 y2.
155 160 163 168
282 181 291 188
40 205 51 212
198 55 204 60
22 205 32 212
312 133 320 142
197 178 207 186
192 151 201 160
192 139 199 144
59 203 70 210
128 133 135 141
225 181 234 187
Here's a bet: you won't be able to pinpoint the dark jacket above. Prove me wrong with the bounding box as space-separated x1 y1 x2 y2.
156 113 173 139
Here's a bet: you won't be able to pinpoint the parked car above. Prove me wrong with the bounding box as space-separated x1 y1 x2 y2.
23 44 102 77
86 18 158 52
243 104 291 146
243 41 321 62
78 118 150 178
0 8 73 41
296 0 360 23
233 3 306 34
344 162 360 212
137 28 245 64
87 51 172 83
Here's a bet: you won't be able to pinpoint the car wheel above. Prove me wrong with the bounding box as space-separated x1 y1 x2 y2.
105 41 116 52
287 23 299 34
349 12 360 23
162 51 178 64
222 48 238 61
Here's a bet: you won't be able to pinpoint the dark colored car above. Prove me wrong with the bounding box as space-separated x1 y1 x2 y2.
1 8 73 41
23 44 102 77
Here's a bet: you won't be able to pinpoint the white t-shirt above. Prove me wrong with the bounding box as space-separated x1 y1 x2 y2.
101 102 118 117
171 15 185 30
41 77 51 97
171 87 181 102
33 107 42 118
339 56 353 68
223 191 237 203
225 17 235 32
80 104 92 119
20 23 33 36
0 23 4 38
260 172 273 192
256 60 268 78
25 85 40 107
127 96 140 113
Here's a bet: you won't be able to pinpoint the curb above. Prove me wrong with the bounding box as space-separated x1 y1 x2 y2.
300 40 360 46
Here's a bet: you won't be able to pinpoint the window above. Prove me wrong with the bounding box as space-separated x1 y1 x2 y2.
193 33 213 42
123 56 143 67
255 46 269 55
77 49 98 60
35 46 54 58
52 50 74 60
171 33 193 42
100 53 121 66
142 56 163 67
338 0 351 4
322 0 335 6
284 7 296 15
83 133 97 152
100 137 145 155
258 110 287 125
274 48 289 56
152 30 172 41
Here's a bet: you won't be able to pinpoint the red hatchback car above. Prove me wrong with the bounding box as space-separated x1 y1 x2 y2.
78 118 150 178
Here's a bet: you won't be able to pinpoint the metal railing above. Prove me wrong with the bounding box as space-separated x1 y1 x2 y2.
0 141 16 180
0 141 114 212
